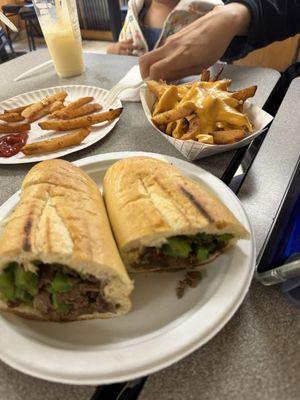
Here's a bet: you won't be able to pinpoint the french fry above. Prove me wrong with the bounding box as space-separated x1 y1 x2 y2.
210 130 245 144
172 118 189 139
178 82 199 104
50 96 94 119
31 109 50 122
198 79 232 91
213 98 252 131
166 121 176 135
223 97 241 109
231 85 257 101
4 104 33 114
216 79 232 90
178 81 198 91
0 113 25 122
21 127 91 156
152 103 194 125
29 100 65 122
157 124 167 132
201 69 210 82
153 86 179 116
149 75 255 145
22 92 67 122
0 122 30 134
49 100 64 113
196 134 214 144
39 108 123 131
180 132 195 140
180 116 200 140
51 103 102 120
64 96 94 110
236 103 244 113
146 80 168 98
177 84 191 98
216 121 232 130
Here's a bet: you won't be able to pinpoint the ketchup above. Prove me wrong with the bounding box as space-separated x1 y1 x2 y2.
0 133 28 157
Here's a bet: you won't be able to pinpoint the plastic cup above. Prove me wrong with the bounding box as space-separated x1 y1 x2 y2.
32 0 85 78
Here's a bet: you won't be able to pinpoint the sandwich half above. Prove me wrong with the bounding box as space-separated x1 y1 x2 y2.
103 157 250 272
0 159 133 322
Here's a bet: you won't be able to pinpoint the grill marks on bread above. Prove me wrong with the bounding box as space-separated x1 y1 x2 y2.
7 163 100 259
23 217 32 252
34 194 74 256
13 187 75 256
129 171 215 231
25 162 103 261
103 157 250 259
180 186 214 223
146 176 199 230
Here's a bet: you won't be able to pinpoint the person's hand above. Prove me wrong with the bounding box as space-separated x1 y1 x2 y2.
139 3 251 81
107 39 138 56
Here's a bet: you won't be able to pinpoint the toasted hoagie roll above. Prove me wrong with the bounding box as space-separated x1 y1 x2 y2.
0 159 133 322
103 157 249 272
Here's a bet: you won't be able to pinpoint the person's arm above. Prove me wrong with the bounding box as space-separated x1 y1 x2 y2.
139 0 300 81
107 39 138 56
139 3 251 80
223 0 300 60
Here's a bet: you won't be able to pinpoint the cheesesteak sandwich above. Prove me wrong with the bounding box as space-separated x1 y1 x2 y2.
0 160 133 322
103 157 250 272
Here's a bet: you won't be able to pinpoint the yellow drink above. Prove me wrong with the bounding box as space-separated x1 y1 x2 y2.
35 0 85 78
43 28 85 78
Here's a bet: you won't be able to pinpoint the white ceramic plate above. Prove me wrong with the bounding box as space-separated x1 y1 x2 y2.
0 152 255 384
0 85 121 164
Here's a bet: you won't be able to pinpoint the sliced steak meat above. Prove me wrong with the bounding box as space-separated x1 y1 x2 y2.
7 299 21 308
57 283 114 314
94 292 115 313
38 267 55 288
137 248 200 270
30 264 116 319
176 270 203 299
77 283 101 292
59 290 91 310
38 266 82 288
33 291 52 314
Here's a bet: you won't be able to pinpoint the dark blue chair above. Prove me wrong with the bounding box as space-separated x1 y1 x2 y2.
76 0 123 41
0 27 16 63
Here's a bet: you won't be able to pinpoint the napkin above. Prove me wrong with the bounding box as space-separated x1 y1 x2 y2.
118 65 143 102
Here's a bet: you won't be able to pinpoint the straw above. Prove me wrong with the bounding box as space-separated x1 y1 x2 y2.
14 60 54 82
0 11 18 32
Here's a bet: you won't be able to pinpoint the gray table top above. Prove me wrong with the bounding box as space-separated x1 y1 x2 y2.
140 78 300 400
0 50 280 207
0 50 294 400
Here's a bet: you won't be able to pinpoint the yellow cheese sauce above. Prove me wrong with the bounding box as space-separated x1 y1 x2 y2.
179 81 252 136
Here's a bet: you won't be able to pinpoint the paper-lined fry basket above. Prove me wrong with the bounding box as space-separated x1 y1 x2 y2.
140 86 273 161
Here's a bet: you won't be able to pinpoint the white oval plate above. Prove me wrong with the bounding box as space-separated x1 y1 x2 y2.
0 152 255 384
0 85 121 164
